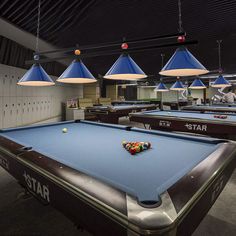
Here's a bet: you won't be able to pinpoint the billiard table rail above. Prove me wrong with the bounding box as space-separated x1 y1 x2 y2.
0 123 236 236
86 104 157 113
86 104 157 123
182 105 236 113
129 110 236 137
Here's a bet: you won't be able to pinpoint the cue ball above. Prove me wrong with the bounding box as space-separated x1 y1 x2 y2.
62 128 68 133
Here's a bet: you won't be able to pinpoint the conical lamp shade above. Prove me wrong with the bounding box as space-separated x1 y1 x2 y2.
104 53 147 80
211 74 231 88
170 80 185 91
159 47 209 76
17 63 55 86
57 59 97 84
154 82 169 92
189 78 206 89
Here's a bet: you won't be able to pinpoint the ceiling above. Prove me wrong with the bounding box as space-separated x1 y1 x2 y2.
1 0 236 80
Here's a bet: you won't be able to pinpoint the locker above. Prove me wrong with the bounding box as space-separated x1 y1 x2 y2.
21 97 28 125
3 67 10 97
0 97 3 129
3 97 11 128
16 97 23 127
9 69 17 97
9 97 17 127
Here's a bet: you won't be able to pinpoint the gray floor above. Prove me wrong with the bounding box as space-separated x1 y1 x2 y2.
0 118 235 236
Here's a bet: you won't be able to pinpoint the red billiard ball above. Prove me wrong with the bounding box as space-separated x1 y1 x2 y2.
121 43 128 50
129 147 136 155
177 35 185 43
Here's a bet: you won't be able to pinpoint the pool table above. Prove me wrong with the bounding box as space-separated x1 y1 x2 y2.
182 104 236 113
86 104 157 124
163 100 190 110
0 120 235 236
111 100 151 105
130 110 236 139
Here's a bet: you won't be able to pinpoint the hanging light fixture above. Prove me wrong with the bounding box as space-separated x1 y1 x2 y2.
189 77 206 89
170 77 185 91
159 0 208 77
18 0 54 86
154 54 169 92
57 50 97 84
211 40 231 88
103 42 147 80
154 81 169 92
212 75 231 88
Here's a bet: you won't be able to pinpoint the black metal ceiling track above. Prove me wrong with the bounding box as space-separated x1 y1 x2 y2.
25 32 195 65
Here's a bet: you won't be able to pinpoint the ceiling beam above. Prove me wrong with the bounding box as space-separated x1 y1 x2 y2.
0 17 69 65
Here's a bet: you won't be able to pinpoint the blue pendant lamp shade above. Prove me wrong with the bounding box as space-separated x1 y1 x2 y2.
57 59 97 83
154 82 169 92
159 47 209 77
211 74 231 88
17 63 55 86
170 79 185 91
189 78 206 89
104 53 147 80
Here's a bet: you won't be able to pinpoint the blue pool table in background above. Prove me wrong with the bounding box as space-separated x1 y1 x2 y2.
0 120 235 236
182 104 236 113
111 100 151 105
86 103 157 123
130 110 236 139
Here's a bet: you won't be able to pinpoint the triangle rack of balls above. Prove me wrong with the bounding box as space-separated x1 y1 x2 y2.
122 141 151 155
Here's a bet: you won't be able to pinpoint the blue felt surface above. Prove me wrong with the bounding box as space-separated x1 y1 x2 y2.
193 105 236 110
141 110 236 122
0 121 219 202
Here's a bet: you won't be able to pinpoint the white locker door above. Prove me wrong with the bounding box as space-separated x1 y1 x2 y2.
16 72 23 97
3 68 10 97
0 64 5 96
22 97 28 126
16 97 23 127
3 97 11 128
26 97 32 124
9 72 16 97
9 97 17 127
0 97 3 129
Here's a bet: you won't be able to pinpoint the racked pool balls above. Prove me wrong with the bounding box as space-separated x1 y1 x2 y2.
122 141 151 155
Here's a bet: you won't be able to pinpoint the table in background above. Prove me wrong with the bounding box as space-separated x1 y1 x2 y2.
111 100 151 105
86 104 157 124
0 120 235 236
163 100 190 110
183 104 236 113
130 110 236 139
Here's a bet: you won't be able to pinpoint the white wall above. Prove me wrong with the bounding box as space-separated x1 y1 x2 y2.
0 64 83 128
190 89 204 100
137 87 159 99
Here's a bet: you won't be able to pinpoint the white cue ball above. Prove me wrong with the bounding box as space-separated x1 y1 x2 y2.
62 128 68 133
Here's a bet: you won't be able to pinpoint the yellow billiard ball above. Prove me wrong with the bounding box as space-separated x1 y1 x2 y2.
62 128 68 133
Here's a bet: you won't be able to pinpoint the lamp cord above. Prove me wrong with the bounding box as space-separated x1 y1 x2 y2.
161 53 165 68
178 0 183 33
217 40 222 72
160 53 165 81
35 0 41 54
